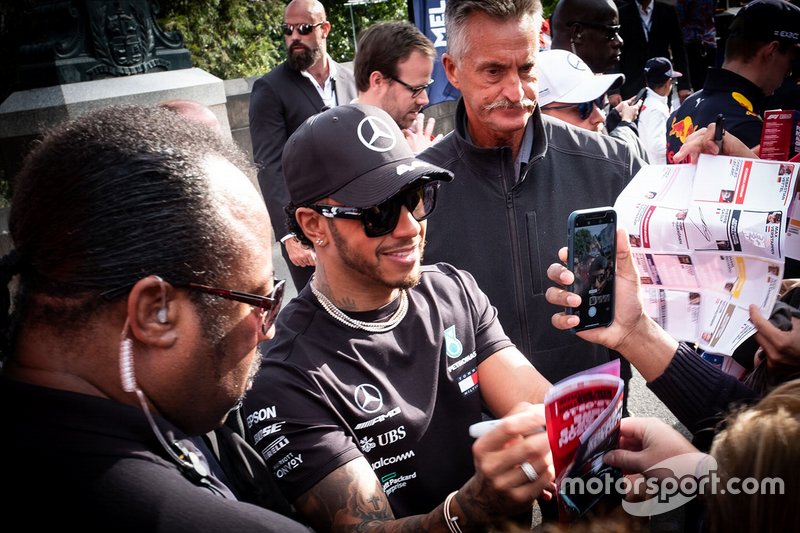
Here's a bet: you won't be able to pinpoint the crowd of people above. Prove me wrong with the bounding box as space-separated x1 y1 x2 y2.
2 0 799 531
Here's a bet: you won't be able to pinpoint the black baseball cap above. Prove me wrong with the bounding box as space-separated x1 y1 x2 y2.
283 103 453 207
728 0 800 46
644 57 683 83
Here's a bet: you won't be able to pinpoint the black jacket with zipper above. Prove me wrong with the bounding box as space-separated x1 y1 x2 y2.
420 101 644 383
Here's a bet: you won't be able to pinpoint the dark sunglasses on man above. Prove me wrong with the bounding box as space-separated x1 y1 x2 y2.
185 280 286 335
102 279 286 336
543 95 608 121
281 21 324 36
568 21 622 41
309 181 440 237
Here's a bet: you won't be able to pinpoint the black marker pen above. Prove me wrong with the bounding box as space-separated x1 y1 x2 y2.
714 114 725 153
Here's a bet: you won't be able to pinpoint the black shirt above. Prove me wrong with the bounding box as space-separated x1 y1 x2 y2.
0 377 310 532
666 68 766 163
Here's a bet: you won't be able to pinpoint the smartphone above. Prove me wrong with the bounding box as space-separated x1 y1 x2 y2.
630 87 647 106
566 208 617 331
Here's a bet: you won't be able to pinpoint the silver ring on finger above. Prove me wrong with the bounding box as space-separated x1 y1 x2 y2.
519 461 539 483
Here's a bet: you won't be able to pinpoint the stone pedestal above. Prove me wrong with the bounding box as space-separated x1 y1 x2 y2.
0 67 232 183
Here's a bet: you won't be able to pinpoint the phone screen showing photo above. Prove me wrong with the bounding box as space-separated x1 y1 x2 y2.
568 209 616 331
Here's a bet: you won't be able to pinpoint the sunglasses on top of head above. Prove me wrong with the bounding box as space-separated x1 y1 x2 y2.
544 95 608 120
569 21 622 41
308 181 440 237
281 21 324 36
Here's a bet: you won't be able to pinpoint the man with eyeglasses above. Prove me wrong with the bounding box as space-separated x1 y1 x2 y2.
243 103 556 531
353 21 442 154
249 0 356 295
418 0 644 390
549 0 638 130
0 105 311 531
550 0 623 77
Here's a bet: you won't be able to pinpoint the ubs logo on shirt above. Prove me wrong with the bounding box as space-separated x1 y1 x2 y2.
359 425 407 453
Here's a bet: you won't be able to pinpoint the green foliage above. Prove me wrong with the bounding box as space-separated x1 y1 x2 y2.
158 0 410 79
323 0 410 64
158 0 287 80
542 0 558 19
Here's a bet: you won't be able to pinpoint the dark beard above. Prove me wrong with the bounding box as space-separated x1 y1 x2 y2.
287 43 322 71
328 220 422 290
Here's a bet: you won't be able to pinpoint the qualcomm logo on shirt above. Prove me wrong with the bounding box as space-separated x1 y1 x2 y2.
372 450 416 470
444 325 463 358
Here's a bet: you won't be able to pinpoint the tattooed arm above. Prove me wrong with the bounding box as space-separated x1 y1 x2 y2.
293 406 554 532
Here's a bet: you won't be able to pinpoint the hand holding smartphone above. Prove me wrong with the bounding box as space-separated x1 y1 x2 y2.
566 208 617 332
630 87 647 106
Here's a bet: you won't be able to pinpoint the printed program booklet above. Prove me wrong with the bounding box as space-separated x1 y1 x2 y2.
614 155 799 356
544 360 624 522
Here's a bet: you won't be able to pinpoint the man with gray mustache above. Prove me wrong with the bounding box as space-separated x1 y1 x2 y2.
419 0 645 387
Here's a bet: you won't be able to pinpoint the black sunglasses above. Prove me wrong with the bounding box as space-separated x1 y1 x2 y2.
569 21 621 41
101 279 285 335
309 182 439 237
388 76 435 98
281 21 324 36
544 95 608 120
185 279 285 335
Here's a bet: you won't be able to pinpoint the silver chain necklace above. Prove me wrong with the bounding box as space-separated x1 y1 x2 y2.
310 277 408 333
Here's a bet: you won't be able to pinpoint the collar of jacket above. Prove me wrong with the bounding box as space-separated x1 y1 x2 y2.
451 99 548 177
702 68 766 108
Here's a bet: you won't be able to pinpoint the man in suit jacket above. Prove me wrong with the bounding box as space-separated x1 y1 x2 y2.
249 0 356 292
616 0 692 101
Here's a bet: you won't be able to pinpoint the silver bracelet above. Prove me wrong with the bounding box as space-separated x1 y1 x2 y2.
443 490 463 533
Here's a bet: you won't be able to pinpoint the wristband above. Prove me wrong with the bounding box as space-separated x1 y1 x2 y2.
443 490 463 533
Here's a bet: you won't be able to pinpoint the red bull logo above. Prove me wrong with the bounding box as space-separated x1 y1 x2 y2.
669 116 697 144
731 92 758 118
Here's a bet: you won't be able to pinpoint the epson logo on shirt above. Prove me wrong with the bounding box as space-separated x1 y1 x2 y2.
246 405 277 428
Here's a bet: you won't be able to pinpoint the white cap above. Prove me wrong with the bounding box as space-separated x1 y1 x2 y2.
536 50 625 107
